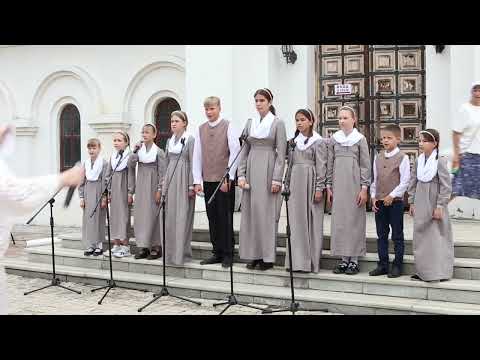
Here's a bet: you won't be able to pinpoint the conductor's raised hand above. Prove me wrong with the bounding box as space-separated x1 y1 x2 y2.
155 190 161 204
59 165 85 188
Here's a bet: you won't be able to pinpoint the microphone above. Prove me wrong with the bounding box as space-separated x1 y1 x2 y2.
117 148 125 158
181 137 185 146
133 142 143 154
64 162 82 208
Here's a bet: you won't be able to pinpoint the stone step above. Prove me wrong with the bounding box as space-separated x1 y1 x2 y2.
4 257 480 315
56 234 480 280
59 231 480 259
189 241 480 280
21 245 480 305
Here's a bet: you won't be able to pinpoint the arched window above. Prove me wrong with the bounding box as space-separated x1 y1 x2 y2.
154 97 180 150
59 104 81 171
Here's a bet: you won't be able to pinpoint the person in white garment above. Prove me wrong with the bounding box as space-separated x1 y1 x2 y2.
0 124 84 315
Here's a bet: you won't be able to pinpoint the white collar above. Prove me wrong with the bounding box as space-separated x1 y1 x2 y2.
294 131 322 151
168 132 189 154
251 111 275 139
207 117 223 128
333 128 364 147
110 148 131 172
384 147 400 158
417 149 438 182
85 157 104 181
138 142 158 163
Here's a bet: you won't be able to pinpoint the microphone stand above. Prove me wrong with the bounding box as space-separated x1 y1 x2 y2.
211 133 264 315
10 233 15 245
24 188 81 296
262 140 327 315
138 137 202 312
90 150 139 305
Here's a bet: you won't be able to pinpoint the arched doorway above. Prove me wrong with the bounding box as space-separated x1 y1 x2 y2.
59 104 81 171
154 97 181 150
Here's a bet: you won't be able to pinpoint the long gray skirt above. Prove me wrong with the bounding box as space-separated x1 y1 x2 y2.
412 180 454 281
133 162 161 249
239 146 283 263
164 153 194 265
285 162 325 272
81 179 106 249
109 168 130 240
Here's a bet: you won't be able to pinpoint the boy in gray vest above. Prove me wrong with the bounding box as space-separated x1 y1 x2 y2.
192 96 240 268
369 125 411 278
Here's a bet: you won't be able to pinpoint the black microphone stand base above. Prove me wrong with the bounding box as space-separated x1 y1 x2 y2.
213 294 265 315
24 196 81 296
91 279 140 305
262 302 328 315
137 285 202 312
24 277 81 296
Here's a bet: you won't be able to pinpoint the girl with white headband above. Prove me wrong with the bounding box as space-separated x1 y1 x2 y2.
104 130 132 258
284 108 327 273
163 111 196 265
79 138 109 257
238 88 287 271
408 128 454 282
326 105 371 275
128 124 166 260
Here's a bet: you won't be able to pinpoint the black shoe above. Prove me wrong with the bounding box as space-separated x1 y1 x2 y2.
388 266 402 278
135 248 150 260
93 248 103 256
410 274 422 281
200 255 223 265
147 248 162 260
246 259 261 270
222 258 232 268
369 266 388 276
258 261 274 271
333 261 349 274
84 247 95 256
345 262 360 275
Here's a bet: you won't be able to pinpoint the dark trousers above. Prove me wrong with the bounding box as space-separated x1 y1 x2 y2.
203 181 235 260
375 200 405 270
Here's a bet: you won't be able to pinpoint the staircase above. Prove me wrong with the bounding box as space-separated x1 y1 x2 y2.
3 226 480 315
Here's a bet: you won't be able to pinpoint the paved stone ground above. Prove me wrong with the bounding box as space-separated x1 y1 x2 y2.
6 274 332 315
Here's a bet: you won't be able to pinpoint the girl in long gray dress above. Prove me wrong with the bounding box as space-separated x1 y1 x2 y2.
326 106 371 275
408 129 454 282
238 88 287 271
164 111 196 265
104 131 132 258
79 138 108 257
285 109 327 273
129 124 166 260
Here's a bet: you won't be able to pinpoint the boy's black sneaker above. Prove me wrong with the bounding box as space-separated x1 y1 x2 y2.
388 266 402 278
369 266 388 276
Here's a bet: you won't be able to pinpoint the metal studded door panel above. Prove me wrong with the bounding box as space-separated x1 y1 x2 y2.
317 45 426 169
